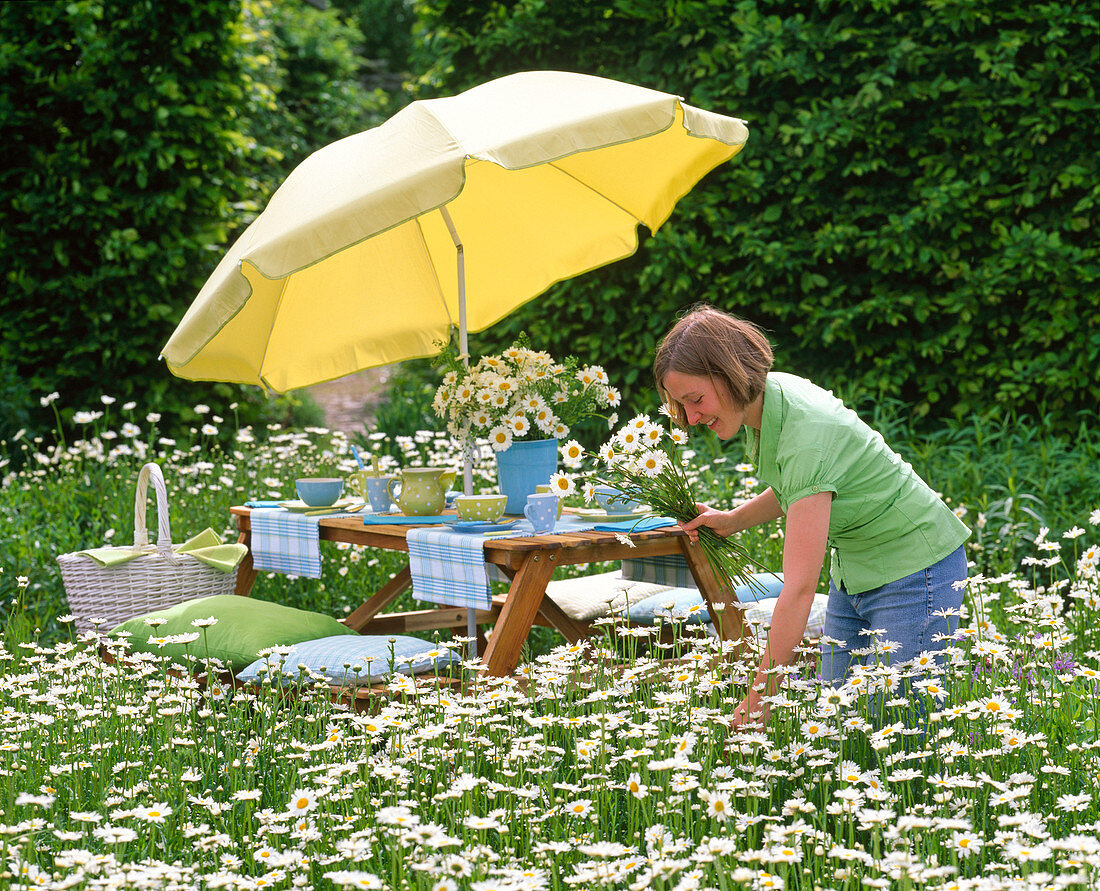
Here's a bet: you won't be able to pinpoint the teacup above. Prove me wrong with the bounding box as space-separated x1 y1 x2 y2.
296 477 344 507
349 471 397 512
593 484 641 514
535 484 564 519
524 492 558 534
347 470 372 498
454 494 508 523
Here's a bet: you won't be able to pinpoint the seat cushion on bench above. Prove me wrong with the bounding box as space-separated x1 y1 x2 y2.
677 593 829 641
236 634 461 686
545 570 786 624
543 571 683 622
625 572 786 625
545 568 828 640
739 593 829 640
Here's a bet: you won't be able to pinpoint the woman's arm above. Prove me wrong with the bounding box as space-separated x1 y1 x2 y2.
680 487 784 541
734 491 831 726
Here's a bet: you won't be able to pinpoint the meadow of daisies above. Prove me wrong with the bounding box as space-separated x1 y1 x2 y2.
2 397 1100 890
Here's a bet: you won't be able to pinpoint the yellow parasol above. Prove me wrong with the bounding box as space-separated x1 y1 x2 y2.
161 70 748 393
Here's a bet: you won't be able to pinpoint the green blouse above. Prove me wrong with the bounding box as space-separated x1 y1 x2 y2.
746 373 970 595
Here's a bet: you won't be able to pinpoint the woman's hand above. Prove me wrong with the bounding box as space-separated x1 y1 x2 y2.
680 489 784 543
679 502 738 541
732 690 767 728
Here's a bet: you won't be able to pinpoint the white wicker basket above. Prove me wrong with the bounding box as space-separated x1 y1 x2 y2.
58 462 238 633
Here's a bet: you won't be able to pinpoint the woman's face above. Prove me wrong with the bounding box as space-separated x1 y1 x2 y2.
662 370 754 441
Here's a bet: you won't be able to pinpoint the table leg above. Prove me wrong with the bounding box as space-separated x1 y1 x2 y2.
234 528 257 597
534 596 595 644
343 566 412 632
481 550 558 677
678 538 747 642
488 563 590 641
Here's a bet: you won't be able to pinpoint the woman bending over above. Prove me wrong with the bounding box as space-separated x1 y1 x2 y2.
654 305 969 726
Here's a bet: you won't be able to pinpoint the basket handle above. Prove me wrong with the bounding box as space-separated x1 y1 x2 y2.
133 463 177 560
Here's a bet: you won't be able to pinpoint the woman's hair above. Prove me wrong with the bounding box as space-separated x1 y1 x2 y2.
654 305 774 426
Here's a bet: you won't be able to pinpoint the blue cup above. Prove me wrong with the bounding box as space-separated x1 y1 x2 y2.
524 492 558 535
296 477 344 507
593 484 642 514
362 476 396 513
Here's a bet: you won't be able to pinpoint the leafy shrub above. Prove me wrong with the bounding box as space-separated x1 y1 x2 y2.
242 0 394 184
0 1 392 443
0 363 35 458
0 1 263 437
414 0 1100 431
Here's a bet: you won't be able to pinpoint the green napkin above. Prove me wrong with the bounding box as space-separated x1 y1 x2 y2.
77 527 247 573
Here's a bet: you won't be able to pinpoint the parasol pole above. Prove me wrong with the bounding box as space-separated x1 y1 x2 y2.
440 206 478 659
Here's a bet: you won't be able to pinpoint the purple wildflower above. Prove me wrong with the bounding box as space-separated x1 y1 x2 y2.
1052 652 1077 676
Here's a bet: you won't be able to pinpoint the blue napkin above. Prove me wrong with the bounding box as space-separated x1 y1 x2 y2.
592 516 678 533
245 500 285 508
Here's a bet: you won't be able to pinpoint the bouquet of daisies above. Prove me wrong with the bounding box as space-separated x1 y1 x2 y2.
551 413 761 596
432 336 620 451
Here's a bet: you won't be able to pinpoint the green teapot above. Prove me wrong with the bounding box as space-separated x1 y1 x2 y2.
388 467 456 516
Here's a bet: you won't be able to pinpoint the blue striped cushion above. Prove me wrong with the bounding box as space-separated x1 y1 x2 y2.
236 634 460 686
625 572 785 625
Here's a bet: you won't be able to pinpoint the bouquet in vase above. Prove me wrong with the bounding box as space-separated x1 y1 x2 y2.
432 337 620 451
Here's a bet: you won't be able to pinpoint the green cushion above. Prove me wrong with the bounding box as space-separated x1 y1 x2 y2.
110 595 358 671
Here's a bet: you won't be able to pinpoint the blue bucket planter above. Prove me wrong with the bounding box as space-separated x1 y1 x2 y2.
495 438 558 514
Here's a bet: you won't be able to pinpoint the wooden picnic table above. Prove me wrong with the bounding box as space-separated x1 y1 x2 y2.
229 507 748 678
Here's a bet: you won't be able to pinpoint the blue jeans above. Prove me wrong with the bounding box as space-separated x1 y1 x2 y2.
818 547 966 684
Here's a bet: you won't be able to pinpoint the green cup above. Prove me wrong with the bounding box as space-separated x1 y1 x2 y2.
454 494 508 522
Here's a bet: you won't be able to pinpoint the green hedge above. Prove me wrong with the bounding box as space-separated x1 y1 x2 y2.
0 1 261 438
415 0 1100 429
0 1 391 447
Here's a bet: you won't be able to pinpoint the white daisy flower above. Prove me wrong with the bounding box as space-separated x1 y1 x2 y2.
617 428 642 452
562 798 593 817
488 426 513 452
548 472 575 497
636 449 668 477
561 440 585 468
287 789 319 815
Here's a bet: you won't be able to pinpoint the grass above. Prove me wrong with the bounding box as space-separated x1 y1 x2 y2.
1 395 1099 889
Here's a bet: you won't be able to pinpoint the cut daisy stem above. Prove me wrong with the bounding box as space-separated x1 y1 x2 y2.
595 443 769 599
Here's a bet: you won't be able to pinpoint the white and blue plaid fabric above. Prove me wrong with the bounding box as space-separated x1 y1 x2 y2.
622 553 697 587
249 508 323 579
407 527 495 610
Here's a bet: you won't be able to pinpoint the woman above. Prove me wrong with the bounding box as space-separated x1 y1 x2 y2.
654 305 969 726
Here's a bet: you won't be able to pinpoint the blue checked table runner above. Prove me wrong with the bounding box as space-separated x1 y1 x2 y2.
246 501 375 579
407 527 496 610
406 517 676 609
248 508 324 579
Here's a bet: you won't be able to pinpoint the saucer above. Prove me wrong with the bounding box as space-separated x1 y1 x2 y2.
445 519 519 534
570 506 653 522
279 499 356 512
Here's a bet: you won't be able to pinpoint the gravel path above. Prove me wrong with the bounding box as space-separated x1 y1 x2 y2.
306 367 393 436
